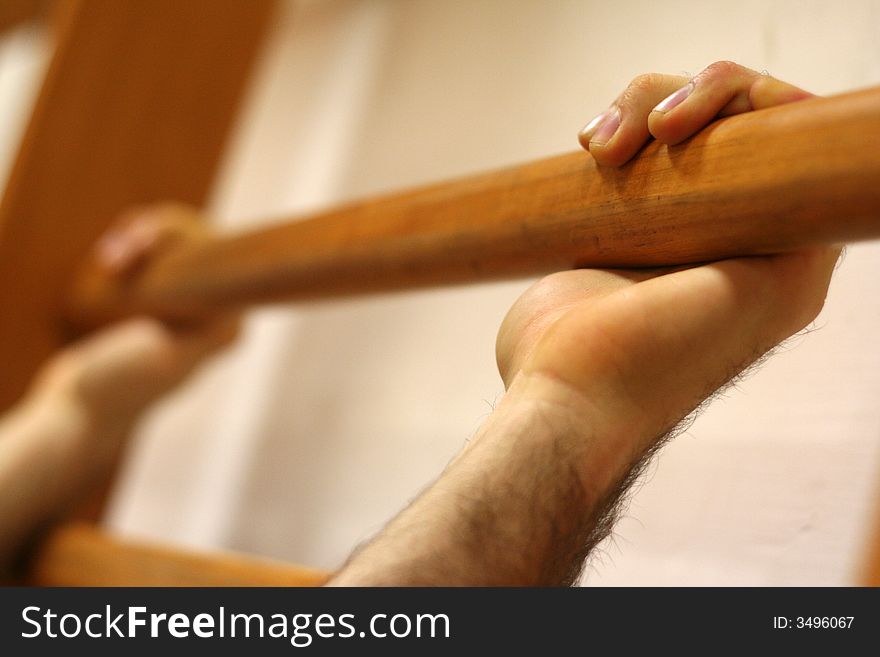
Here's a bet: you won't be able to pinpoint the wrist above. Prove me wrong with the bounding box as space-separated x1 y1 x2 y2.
481 370 649 504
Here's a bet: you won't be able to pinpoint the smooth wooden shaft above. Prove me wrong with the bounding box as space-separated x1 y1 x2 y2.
68 87 880 327
25 522 328 586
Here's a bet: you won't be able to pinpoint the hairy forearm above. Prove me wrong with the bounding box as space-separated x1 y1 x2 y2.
329 373 650 586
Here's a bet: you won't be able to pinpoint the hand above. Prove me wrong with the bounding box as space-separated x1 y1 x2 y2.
29 204 238 475
577 60 813 165
331 64 839 586
0 204 237 571
497 62 837 480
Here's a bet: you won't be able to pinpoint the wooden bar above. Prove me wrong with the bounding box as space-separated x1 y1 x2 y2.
67 86 880 328
26 522 328 587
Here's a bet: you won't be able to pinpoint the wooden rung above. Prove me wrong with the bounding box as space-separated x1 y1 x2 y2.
67 86 880 329
25 522 330 587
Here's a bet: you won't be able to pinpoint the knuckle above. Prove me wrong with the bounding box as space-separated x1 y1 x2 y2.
622 72 666 101
700 60 741 80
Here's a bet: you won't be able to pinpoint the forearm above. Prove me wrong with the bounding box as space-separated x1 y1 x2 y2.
0 315 231 575
0 390 90 573
329 373 645 586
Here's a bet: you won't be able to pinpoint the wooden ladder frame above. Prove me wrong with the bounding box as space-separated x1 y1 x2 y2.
1 0 328 585
2 1 879 586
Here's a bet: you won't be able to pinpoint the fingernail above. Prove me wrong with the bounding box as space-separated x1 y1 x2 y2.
588 107 620 146
652 81 694 114
579 107 615 145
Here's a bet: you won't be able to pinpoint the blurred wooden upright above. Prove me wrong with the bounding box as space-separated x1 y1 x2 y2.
0 0 272 410
0 0 328 585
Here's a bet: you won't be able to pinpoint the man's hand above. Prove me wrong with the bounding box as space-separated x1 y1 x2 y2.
577 60 813 164
497 61 837 487
33 204 238 472
0 205 236 572
331 62 839 586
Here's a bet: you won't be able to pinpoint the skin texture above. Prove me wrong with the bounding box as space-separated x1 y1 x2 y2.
330 62 839 585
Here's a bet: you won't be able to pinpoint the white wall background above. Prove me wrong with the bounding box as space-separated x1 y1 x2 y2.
3 0 880 585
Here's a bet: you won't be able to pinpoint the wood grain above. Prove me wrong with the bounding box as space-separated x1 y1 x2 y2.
26 522 328 587
66 86 880 328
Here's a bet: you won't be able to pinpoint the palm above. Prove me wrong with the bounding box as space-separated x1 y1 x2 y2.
497 249 837 451
495 63 836 447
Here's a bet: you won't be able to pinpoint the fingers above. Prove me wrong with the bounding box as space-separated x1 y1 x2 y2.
34 312 239 423
32 318 174 408
648 61 813 145
580 61 813 166
69 203 238 399
579 73 689 167
94 203 207 276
